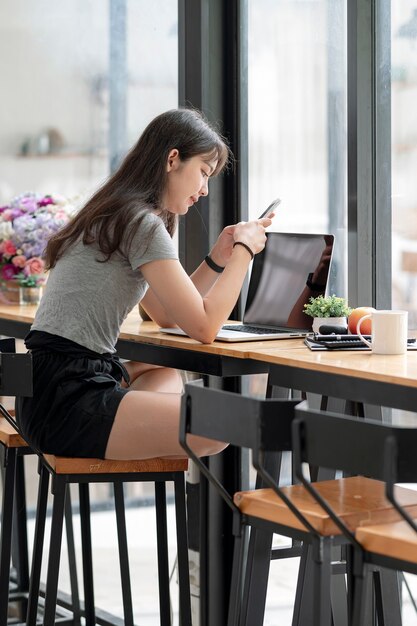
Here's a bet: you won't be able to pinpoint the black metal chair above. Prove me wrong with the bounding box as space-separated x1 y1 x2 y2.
180 384 417 626
0 337 33 625
0 338 80 626
179 383 349 626
292 401 417 626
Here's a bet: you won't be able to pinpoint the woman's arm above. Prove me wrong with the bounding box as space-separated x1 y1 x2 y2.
140 224 236 324
140 219 271 343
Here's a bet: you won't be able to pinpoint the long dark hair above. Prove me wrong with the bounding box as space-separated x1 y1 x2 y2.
45 108 231 268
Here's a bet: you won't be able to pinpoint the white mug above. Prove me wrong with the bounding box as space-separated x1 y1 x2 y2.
357 310 408 355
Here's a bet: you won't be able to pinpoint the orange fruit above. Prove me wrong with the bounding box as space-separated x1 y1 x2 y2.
348 307 375 335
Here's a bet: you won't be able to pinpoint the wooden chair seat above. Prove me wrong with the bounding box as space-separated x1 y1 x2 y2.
0 416 28 448
356 519 417 562
234 476 417 536
43 454 188 475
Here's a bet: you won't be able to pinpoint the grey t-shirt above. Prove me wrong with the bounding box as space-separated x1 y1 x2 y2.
32 212 178 353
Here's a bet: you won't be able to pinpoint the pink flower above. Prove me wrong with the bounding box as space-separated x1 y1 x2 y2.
3 240 17 256
38 196 54 207
1 264 19 280
2 209 14 221
12 255 27 268
24 256 45 276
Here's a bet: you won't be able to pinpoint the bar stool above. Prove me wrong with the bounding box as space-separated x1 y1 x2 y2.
179 384 417 626
291 403 417 626
26 452 191 626
0 337 34 625
0 413 32 625
0 339 79 626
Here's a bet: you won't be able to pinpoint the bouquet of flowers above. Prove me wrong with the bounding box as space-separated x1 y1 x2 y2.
0 192 75 288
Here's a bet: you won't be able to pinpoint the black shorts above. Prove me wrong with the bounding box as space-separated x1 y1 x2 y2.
15 331 130 458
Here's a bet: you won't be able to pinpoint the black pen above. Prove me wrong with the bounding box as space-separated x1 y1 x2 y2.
313 333 371 341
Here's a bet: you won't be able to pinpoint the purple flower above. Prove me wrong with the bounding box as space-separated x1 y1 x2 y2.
38 196 54 207
1 264 19 280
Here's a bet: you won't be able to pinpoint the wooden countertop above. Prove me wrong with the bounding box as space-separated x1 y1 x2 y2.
248 344 417 388
0 304 305 359
2 303 417 387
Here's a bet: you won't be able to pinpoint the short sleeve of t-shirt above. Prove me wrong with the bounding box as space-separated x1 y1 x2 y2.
128 212 178 270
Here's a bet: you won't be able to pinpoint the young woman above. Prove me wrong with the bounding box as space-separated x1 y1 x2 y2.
16 108 273 460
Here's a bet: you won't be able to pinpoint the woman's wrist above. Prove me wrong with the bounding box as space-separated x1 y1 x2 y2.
207 245 227 269
204 254 225 273
233 241 254 260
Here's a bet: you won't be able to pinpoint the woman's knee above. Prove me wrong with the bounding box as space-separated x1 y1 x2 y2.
187 435 229 457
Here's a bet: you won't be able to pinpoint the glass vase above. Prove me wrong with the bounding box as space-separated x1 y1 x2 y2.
19 286 43 306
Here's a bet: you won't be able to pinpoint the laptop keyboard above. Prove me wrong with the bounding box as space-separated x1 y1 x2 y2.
222 324 283 334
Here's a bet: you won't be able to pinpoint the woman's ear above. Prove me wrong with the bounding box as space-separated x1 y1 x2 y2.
166 148 180 172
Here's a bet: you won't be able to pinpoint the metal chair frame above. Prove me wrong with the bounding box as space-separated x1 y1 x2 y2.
179 383 341 626
25 458 191 626
0 338 78 625
292 401 417 626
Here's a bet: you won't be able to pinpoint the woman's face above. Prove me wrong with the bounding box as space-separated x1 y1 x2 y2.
163 150 217 215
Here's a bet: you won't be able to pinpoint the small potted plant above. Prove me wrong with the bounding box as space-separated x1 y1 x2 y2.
303 294 352 333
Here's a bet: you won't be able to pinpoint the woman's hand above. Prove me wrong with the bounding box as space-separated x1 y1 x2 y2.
209 216 273 267
233 217 273 255
208 225 236 268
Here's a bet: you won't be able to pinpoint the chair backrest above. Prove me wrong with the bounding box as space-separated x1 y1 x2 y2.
180 383 300 453
293 402 417 484
0 338 32 398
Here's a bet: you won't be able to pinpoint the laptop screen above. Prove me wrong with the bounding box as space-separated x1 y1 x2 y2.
243 232 334 331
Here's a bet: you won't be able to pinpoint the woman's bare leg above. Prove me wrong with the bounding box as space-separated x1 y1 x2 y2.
105 362 226 460
122 361 183 393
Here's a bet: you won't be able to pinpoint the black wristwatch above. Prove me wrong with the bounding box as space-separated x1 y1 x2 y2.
306 272 326 291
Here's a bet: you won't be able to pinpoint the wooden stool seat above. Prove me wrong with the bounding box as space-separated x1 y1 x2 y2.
356 519 417 562
43 454 188 475
0 416 28 448
234 476 417 536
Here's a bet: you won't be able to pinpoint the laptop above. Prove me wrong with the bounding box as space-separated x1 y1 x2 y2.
160 231 334 342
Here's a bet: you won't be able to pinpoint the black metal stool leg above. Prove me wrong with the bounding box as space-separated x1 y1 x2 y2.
26 463 50 626
43 477 66 626
11 452 30 621
113 481 134 626
79 483 95 626
374 568 402 626
313 538 332 626
155 481 171 626
173 473 191 626
241 451 282 626
227 520 247 626
64 488 81 626
0 447 17 626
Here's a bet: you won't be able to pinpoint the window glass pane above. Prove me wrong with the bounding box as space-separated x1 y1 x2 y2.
248 0 347 298
0 0 178 204
391 2 417 327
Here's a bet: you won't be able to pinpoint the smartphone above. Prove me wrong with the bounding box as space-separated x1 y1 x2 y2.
258 198 281 219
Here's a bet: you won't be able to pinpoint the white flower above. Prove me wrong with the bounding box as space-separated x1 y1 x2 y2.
0 222 13 240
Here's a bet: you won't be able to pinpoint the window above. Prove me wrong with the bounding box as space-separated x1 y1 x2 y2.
391 2 417 327
248 0 347 297
0 0 178 204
